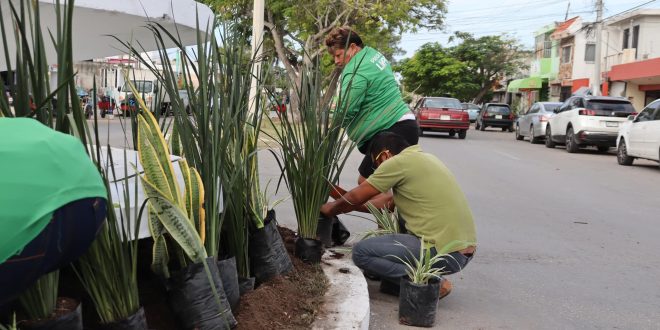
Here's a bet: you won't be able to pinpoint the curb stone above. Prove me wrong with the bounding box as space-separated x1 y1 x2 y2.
312 249 370 330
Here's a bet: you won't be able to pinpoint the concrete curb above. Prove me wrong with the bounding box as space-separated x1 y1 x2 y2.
312 249 370 330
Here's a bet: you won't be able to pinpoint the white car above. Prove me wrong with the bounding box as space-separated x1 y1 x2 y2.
545 96 636 153
616 99 660 166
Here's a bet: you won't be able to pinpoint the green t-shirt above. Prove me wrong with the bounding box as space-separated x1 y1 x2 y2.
366 145 477 254
339 46 410 147
0 118 107 263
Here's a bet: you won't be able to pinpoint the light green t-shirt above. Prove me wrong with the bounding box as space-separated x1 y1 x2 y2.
339 46 410 147
366 145 477 254
0 118 107 263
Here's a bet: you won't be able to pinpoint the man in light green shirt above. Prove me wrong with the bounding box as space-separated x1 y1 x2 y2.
0 118 107 306
321 132 476 298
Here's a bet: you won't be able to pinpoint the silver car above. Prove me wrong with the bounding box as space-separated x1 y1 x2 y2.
515 102 562 143
462 103 480 123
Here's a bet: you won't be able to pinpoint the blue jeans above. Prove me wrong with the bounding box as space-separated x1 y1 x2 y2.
352 234 472 281
0 197 107 307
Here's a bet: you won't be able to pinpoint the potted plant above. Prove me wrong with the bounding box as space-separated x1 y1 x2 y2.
392 239 450 327
132 94 236 329
266 59 357 263
18 271 83 330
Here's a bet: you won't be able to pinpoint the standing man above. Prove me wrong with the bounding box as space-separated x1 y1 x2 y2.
320 132 477 298
325 27 419 184
0 118 108 307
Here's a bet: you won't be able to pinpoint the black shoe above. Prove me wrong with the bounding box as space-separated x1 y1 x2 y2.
379 279 400 296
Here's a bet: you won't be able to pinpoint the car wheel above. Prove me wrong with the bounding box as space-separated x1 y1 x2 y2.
475 122 480 130
508 125 514 132
529 125 540 144
545 125 556 148
565 127 579 153
515 125 524 140
458 130 467 139
418 127 424 137
617 139 634 165
479 123 486 131
501 127 507 132
449 130 456 137
597 146 610 153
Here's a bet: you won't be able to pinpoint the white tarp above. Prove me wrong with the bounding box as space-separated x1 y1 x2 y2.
1 0 214 71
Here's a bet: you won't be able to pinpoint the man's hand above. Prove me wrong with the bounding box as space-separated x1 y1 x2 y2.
320 181 382 217
320 202 336 217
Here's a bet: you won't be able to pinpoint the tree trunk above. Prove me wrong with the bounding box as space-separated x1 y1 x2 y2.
473 82 494 104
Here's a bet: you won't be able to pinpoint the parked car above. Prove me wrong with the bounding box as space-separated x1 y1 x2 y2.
616 99 660 166
475 103 515 132
515 102 562 143
461 103 481 122
413 97 469 139
545 96 636 153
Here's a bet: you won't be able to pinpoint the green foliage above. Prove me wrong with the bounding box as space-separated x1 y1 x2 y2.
203 0 447 70
266 62 356 239
397 32 528 103
390 239 451 285
18 271 59 320
362 203 400 239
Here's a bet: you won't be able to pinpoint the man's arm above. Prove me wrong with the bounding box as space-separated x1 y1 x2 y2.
321 180 381 217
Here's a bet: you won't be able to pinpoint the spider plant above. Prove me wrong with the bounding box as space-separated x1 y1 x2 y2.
390 239 452 285
266 57 357 240
362 203 400 239
0 314 16 330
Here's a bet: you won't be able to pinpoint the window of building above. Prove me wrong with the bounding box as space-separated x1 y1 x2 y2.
623 28 630 49
632 25 640 58
561 46 572 63
543 33 553 58
585 43 596 62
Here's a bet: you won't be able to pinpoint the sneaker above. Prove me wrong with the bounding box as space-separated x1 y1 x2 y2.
439 278 452 300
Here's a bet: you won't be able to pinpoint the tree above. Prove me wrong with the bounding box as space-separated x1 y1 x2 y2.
203 0 448 109
397 32 528 104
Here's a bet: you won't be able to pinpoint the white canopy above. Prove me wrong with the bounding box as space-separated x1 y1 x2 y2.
0 0 214 71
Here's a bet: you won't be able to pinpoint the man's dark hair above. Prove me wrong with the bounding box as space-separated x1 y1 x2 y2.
325 27 364 52
369 132 411 159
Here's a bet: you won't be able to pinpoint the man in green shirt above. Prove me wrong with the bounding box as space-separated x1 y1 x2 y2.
325 27 420 184
0 118 107 306
320 132 477 298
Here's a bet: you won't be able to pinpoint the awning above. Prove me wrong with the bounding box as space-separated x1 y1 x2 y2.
507 77 542 92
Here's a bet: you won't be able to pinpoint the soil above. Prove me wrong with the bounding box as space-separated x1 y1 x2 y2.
18 297 79 326
8 227 328 330
235 226 328 329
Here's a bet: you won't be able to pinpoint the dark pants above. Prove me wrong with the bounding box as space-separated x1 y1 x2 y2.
0 197 107 307
352 234 473 282
358 119 419 178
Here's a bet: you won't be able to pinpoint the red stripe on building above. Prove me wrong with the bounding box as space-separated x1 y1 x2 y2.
609 57 660 81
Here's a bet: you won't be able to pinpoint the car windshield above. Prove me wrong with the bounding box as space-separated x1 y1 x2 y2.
486 105 510 114
425 98 462 109
122 81 153 94
586 100 635 113
463 103 480 110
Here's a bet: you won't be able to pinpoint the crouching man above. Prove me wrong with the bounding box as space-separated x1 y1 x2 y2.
320 132 476 298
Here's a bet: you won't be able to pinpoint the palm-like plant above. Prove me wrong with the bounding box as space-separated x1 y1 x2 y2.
18 271 59 321
267 59 357 240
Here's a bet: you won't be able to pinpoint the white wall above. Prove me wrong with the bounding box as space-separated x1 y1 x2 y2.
572 26 596 80
604 12 660 68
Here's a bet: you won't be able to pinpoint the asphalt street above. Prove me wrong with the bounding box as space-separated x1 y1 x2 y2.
94 118 660 329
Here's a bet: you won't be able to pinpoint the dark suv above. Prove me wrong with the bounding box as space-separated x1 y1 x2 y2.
476 103 515 132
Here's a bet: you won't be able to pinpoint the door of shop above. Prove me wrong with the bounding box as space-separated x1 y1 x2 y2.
644 90 660 107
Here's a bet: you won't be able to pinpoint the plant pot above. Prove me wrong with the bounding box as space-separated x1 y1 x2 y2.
379 278 400 296
316 214 334 247
398 278 440 327
331 218 351 246
217 257 240 313
249 210 293 285
101 307 148 330
167 257 237 329
294 237 323 264
21 297 83 330
237 277 255 296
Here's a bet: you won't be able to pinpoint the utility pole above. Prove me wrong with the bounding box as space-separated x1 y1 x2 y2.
248 0 265 116
592 0 604 96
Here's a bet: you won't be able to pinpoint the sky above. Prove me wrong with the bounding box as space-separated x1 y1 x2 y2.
397 0 660 59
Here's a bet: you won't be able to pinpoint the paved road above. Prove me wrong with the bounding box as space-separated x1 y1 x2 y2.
96 118 660 329
368 126 660 330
